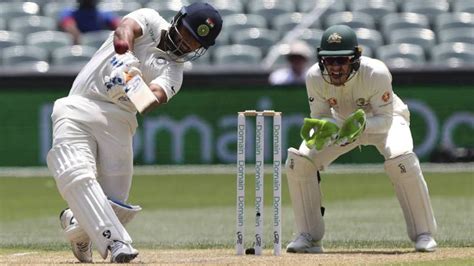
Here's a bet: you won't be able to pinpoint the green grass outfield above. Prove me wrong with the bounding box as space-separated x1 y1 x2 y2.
0 166 472 256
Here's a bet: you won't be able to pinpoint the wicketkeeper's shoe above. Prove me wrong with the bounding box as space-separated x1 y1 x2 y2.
59 208 93 263
415 233 437 252
109 240 139 263
286 232 324 253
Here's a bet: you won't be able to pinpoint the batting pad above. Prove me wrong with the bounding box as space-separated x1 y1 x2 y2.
385 153 437 241
285 148 325 241
47 144 132 259
63 198 141 244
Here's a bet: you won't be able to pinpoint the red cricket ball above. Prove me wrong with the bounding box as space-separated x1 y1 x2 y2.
114 40 129 54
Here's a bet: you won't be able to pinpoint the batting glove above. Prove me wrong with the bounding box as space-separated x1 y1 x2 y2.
105 66 142 103
300 118 339 150
110 51 140 72
335 109 366 146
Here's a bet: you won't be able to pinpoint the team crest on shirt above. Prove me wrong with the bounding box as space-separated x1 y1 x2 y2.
328 98 337 107
382 91 391 102
356 98 368 107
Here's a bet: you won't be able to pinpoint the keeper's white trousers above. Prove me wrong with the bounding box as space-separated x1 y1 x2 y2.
50 95 137 201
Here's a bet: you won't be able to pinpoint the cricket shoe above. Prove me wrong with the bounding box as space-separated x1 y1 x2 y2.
59 208 93 263
109 240 139 263
415 233 437 252
286 232 324 253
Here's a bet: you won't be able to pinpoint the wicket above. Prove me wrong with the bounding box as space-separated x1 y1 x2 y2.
236 110 282 256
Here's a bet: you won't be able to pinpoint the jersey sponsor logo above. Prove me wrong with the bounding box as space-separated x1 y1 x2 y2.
328 97 337 107
382 91 391 102
356 97 368 107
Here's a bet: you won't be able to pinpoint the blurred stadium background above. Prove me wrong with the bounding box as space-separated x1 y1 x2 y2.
0 0 473 70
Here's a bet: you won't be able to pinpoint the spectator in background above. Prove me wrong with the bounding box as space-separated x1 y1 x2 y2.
59 0 121 45
269 40 314 85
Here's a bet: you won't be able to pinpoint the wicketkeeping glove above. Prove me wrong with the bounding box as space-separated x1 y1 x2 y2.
335 109 366 146
300 118 339 150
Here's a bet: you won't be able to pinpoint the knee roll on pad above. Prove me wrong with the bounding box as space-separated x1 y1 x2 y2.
384 153 437 241
47 144 132 259
286 148 318 178
47 144 96 198
285 148 325 240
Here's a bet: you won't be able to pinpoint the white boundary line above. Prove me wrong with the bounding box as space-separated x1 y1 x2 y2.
0 163 472 178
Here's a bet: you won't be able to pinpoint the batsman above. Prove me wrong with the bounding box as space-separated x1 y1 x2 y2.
46 2 222 263
285 25 437 253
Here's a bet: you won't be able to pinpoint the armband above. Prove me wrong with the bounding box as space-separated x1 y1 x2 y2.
125 75 159 114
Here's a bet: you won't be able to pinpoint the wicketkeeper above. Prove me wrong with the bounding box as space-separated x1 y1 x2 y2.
285 25 437 253
46 3 222 263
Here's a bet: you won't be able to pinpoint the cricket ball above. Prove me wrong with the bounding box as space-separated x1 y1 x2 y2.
114 39 129 54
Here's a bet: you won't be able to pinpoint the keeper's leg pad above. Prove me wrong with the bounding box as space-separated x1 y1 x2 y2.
384 153 437 241
285 147 325 241
47 144 132 259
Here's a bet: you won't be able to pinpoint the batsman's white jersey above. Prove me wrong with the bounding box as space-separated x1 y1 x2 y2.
306 56 409 135
69 8 184 115
50 8 185 201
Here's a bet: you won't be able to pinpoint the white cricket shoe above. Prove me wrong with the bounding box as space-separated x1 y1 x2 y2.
286 232 324 253
59 209 93 263
415 233 437 252
109 240 139 263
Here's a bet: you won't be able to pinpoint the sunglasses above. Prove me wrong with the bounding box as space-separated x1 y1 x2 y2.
322 57 351 65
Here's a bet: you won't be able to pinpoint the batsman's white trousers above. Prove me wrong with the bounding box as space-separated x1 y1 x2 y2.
300 115 414 168
50 95 137 201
